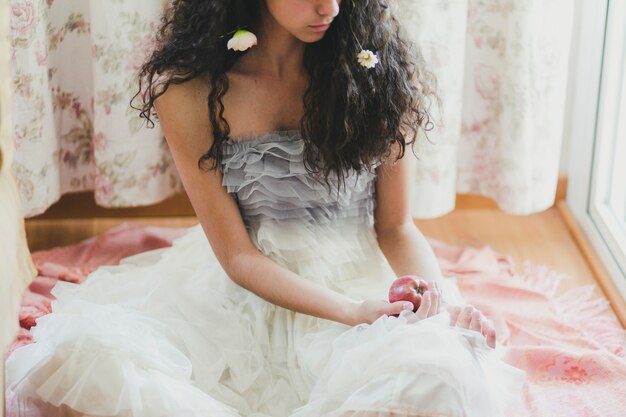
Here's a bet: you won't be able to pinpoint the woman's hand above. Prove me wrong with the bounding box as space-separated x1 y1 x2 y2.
446 304 497 349
349 283 443 326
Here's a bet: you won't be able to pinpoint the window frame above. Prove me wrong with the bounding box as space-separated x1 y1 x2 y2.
566 0 626 302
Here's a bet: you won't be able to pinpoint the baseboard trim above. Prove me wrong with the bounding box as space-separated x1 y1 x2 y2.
29 175 569 219
455 174 568 210
557 200 626 329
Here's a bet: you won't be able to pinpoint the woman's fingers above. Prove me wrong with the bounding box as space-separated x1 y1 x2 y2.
391 300 414 316
415 291 432 320
475 312 497 349
426 281 441 315
448 305 461 326
460 306 498 349
424 289 437 317
457 305 474 329
423 301 497 349
482 317 497 349
470 310 482 332
486 326 497 349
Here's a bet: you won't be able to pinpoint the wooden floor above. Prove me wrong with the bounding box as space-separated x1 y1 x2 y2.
416 207 603 299
24 203 626 340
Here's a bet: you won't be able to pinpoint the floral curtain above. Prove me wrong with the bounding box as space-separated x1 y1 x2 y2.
395 0 574 217
10 0 175 217
10 0 574 218
1 0 38 403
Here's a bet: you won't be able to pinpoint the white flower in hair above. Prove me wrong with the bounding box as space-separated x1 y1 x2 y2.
357 49 379 69
227 29 257 51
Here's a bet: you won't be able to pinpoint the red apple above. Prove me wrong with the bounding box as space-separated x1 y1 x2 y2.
388 275 429 316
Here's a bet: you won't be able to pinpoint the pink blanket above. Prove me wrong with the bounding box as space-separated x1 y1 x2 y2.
7 223 187 350
429 239 626 417
6 222 626 416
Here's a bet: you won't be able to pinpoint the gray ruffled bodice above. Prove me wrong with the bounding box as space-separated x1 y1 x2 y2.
220 130 381 228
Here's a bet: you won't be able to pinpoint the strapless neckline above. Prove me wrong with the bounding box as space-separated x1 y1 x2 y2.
225 129 302 145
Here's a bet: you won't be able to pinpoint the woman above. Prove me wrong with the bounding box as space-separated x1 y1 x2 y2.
5 1 527 416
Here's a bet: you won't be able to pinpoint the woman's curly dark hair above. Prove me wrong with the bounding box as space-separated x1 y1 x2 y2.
131 0 440 194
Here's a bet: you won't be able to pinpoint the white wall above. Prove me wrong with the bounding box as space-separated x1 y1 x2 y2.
559 129 570 175
559 0 584 176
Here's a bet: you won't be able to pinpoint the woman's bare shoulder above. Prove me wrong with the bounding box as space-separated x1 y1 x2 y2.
154 74 213 146
153 76 214 163
155 74 211 117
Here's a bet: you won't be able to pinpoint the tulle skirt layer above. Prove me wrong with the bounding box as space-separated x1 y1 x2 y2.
5 222 526 417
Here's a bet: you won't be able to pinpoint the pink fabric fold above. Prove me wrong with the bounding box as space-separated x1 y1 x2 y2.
6 223 187 353
427 237 626 417
5 223 626 416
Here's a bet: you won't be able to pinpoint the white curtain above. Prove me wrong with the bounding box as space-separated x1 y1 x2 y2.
10 0 174 217
1 2 38 410
396 0 574 217
9 0 574 218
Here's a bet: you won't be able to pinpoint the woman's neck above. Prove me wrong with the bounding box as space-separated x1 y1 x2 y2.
236 3 306 79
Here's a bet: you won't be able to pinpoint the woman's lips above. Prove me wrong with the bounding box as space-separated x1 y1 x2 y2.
309 23 331 32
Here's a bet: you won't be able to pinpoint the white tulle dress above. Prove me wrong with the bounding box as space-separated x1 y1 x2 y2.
5 130 527 417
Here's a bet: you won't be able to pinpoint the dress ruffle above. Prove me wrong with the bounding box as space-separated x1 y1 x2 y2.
291 310 526 417
6 130 527 417
221 131 379 228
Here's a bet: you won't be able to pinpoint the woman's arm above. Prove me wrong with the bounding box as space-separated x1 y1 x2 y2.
376 223 445 283
374 141 445 284
227 249 361 325
374 140 498 347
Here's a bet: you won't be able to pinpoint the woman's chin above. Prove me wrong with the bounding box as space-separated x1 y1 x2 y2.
292 29 327 43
